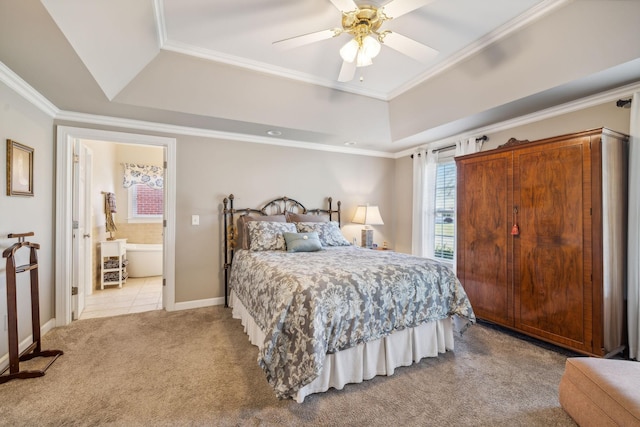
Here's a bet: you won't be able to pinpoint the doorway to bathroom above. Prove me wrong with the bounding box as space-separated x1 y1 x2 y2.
78 139 165 320
55 126 177 326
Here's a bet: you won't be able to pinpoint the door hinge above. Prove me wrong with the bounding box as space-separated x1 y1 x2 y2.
72 220 79 229
71 286 78 295
163 219 167 227
163 161 167 169
162 278 166 287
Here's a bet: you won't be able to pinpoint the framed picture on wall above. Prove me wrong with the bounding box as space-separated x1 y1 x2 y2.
6 139 34 196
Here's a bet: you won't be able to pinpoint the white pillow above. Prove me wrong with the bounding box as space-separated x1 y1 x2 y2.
295 221 350 246
247 221 296 251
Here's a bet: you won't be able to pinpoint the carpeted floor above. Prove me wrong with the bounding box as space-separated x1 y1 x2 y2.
0 306 577 426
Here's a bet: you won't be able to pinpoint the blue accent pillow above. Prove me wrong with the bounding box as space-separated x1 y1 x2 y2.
283 232 322 253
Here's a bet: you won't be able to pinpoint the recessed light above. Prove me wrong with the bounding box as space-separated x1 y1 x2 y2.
344 141 357 146
267 130 282 136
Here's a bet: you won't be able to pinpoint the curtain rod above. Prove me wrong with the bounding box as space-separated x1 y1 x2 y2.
616 98 632 108
410 135 488 158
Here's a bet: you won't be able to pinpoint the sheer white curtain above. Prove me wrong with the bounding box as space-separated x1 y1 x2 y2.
412 149 437 257
628 92 640 360
456 137 483 156
452 137 483 271
412 137 482 259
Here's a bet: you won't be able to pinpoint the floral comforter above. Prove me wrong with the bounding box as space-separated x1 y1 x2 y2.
229 246 475 399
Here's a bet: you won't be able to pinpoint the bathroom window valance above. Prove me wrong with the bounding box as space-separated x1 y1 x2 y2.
122 163 164 189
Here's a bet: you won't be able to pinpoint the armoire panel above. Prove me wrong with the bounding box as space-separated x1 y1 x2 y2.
457 152 511 325
514 141 588 346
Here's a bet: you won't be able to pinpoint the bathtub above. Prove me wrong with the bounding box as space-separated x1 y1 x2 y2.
126 243 163 277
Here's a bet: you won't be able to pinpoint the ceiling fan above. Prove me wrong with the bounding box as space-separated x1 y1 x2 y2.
273 0 439 82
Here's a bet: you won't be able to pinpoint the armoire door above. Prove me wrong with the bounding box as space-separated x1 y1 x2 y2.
456 151 513 326
513 136 592 351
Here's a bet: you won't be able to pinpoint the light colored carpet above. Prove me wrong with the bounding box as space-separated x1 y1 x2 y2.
0 306 577 426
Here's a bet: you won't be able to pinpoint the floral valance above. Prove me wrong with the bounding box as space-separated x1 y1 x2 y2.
122 163 164 189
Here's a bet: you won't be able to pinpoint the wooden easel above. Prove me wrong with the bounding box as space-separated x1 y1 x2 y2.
0 232 63 384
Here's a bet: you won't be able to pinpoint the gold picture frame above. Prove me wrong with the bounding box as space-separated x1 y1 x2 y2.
6 139 34 196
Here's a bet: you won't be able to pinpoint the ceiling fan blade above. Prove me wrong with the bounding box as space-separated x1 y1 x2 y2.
338 60 356 82
382 0 436 19
329 0 358 13
273 28 341 50
381 32 438 63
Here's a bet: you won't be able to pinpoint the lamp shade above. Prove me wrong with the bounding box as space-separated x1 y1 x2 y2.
352 205 384 225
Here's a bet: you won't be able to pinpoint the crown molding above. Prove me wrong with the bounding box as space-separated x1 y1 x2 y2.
153 0 167 48
160 40 389 101
4 57 636 162
0 62 59 118
0 58 391 158
54 110 395 158
153 0 387 101
154 0 571 102
393 80 640 159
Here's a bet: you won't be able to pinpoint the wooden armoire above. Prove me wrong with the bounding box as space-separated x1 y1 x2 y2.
456 128 628 357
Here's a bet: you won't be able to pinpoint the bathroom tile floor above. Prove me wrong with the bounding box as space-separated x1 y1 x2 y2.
79 276 163 320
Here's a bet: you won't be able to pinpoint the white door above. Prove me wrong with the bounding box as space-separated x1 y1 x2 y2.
72 141 93 320
162 150 167 309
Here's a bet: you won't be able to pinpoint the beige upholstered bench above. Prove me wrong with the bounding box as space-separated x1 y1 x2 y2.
559 357 640 426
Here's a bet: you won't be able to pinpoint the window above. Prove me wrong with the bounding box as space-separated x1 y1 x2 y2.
433 161 456 261
128 184 163 223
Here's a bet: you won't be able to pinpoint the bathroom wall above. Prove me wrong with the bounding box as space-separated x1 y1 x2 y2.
113 143 164 244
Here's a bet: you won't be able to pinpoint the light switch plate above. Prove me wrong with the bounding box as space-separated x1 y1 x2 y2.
191 215 200 225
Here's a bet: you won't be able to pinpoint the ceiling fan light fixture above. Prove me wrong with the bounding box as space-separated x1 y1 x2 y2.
356 51 373 67
361 35 381 59
340 39 360 63
274 1 440 82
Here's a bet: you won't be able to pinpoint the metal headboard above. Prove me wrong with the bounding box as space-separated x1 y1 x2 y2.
222 194 341 307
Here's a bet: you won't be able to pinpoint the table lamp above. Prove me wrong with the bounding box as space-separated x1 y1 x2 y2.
352 205 384 248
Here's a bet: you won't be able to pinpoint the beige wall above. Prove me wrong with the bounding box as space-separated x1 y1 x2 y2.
483 102 631 151
392 100 632 255
0 81 55 358
174 136 395 303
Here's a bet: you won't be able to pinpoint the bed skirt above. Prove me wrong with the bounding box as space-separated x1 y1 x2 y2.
230 291 455 403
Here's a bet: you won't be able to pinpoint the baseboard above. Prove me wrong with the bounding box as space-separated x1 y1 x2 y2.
171 297 225 311
0 317 58 373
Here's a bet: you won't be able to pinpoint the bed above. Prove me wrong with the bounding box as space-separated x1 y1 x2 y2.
223 195 475 402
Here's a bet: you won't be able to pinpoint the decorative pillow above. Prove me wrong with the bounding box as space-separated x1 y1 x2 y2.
247 221 296 251
285 211 329 223
283 232 322 253
237 214 286 250
295 221 351 247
